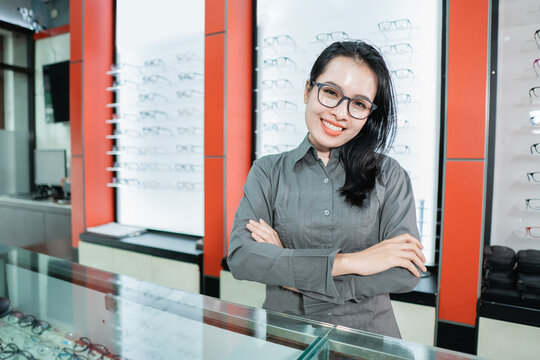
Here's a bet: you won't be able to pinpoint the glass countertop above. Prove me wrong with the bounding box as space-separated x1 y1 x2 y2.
0 244 481 359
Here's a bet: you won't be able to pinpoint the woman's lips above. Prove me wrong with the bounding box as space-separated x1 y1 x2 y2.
321 119 344 136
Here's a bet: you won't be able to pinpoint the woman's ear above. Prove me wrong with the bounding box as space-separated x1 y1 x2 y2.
304 80 311 104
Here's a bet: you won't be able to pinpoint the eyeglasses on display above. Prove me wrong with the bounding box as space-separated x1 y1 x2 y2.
177 127 203 136
311 81 376 120
526 198 540 211
397 93 412 104
534 29 540 49
529 86 540 100
262 56 296 68
391 145 411 154
177 72 204 81
261 78 293 90
175 144 204 154
531 143 540 154
263 34 296 47
174 163 204 173
142 74 171 85
107 146 169 156
526 226 540 238
534 58 540 77
108 162 172 172
139 92 168 103
379 43 413 56
0 342 36 360
73 336 110 359
177 108 204 117
261 100 298 112
377 19 413 33
176 89 204 98
391 68 415 79
5 311 51 336
314 31 349 43
527 172 540 183
176 52 202 63
261 122 296 132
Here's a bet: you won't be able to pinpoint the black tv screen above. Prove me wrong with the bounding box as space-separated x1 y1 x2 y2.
43 61 69 123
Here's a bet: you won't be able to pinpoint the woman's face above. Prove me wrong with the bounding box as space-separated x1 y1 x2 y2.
304 56 378 156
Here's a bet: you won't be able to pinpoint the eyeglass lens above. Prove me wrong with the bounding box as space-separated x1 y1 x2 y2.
316 82 374 119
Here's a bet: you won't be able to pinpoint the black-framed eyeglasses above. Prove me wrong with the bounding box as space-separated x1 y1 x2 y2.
531 143 540 154
311 81 377 120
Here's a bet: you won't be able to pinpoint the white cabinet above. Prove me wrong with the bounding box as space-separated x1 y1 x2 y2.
79 241 200 294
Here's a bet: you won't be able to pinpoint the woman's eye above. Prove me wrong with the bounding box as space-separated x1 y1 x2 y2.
351 100 368 109
323 88 339 97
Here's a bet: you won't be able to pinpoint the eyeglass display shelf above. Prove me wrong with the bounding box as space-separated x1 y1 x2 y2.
0 243 482 359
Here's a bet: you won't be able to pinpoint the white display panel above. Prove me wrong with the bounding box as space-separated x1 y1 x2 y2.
491 0 540 250
112 0 205 235
256 0 443 265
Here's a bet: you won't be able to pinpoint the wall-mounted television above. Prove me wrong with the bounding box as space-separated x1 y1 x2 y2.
43 61 69 123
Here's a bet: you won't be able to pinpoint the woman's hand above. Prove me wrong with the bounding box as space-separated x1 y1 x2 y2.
246 219 283 248
333 233 427 277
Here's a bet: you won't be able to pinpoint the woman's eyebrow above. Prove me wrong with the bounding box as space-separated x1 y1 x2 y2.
324 80 372 100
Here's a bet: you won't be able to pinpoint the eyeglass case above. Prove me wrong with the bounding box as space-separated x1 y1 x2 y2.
516 272 540 296
483 245 516 271
484 270 516 289
516 249 540 274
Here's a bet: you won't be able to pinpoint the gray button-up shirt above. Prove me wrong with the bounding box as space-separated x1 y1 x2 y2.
227 135 420 338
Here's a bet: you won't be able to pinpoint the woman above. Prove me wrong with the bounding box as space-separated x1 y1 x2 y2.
227 40 426 338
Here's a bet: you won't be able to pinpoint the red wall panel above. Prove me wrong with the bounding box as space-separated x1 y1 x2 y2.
70 156 84 248
439 161 484 325
70 62 82 156
226 0 252 247
204 158 224 277
205 0 225 34
446 0 489 159
81 0 115 231
204 34 225 157
70 0 82 62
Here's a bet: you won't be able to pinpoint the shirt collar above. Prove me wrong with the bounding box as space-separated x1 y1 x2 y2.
290 134 316 164
290 134 342 164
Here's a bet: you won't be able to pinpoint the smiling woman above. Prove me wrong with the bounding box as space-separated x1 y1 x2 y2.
227 40 426 339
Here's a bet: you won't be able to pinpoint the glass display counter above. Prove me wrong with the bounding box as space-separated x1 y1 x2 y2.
0 244 479 359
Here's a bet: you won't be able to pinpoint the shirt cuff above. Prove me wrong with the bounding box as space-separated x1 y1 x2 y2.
292 248 340 298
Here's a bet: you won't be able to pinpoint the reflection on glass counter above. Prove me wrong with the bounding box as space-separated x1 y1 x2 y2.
0 244 479 359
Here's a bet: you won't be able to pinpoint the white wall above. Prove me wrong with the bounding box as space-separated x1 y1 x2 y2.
34 32 71 175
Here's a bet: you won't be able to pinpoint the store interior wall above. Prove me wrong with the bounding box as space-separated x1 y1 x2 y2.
34 32 70 174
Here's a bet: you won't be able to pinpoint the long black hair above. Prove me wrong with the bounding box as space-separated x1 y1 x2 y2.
309 40 397 207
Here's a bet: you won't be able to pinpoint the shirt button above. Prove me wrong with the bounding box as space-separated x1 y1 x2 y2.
323 178 329 184
327 310 332 315
323 209 330 216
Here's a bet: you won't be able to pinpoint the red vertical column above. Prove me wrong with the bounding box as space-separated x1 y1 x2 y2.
69 0 84 248
439 0 489 329
204 0 226 279
204 0 252 282
70 0 115 248
225 0 252 250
